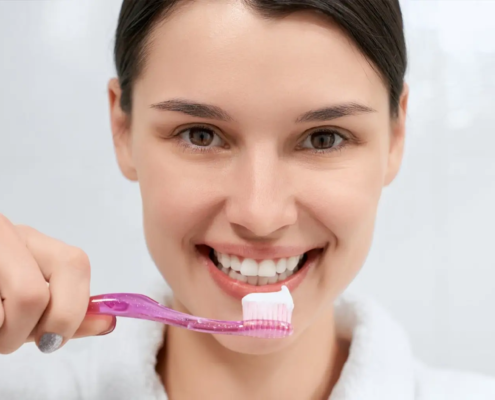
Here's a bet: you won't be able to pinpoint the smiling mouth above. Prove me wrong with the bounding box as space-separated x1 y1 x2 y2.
206 246 315 287
196 244 323 299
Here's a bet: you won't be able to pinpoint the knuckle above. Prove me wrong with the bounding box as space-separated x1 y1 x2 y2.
16 285 50 310
64 248 91 275
14 224 35 235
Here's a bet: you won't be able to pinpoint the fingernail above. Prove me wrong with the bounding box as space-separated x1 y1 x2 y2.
97 317 117 336
38 333 63 354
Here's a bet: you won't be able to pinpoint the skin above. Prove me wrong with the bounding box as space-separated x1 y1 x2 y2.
107 1 408 399
0 220 115 354
0 0 407 399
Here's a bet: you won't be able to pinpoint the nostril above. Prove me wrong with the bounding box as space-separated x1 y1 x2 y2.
230 222 289 242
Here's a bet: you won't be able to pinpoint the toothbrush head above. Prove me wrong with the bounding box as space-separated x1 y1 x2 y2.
239 285 294 338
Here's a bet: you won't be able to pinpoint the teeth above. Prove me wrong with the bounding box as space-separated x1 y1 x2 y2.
229 269 247 282
275 258 287 274
219 253 231 269
240 258 258 276
258 277 269 286
230 256 241 272
247 276 258 285
287 256 299 271
213 249 307 286
258 260 277 277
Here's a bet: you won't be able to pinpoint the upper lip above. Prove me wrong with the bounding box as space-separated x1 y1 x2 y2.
201 242 325 260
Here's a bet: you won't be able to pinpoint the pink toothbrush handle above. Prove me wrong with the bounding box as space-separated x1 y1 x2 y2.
87 293 292 338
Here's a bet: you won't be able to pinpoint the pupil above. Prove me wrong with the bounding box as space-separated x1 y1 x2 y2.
311 133 335 149
189 128 213 146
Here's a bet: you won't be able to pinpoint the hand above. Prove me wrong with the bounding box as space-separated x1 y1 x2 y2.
0 214 115 354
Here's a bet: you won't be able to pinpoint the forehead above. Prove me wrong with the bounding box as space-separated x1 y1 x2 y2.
135 0 388 114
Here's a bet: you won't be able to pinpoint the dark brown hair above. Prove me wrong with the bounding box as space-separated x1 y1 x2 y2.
114 0 407 116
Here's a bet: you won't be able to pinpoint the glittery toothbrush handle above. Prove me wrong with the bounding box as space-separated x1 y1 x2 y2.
87 293 292 338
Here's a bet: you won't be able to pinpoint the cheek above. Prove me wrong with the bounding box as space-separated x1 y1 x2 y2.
136 133 209 224
134 142 226 283
142 164 214 227
300 157 384 240
298 154 385 297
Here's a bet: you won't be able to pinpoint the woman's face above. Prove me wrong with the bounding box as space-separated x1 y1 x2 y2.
109 1 407 353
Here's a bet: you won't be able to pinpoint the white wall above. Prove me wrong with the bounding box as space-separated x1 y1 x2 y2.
0 0 494 376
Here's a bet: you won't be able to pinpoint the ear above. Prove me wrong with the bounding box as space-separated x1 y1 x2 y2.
108 78 138 181
384 83 409 186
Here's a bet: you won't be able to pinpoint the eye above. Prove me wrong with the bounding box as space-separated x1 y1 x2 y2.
300 130 345 152
179 126 224 148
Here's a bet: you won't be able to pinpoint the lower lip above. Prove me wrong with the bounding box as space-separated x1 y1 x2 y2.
199 247 321 300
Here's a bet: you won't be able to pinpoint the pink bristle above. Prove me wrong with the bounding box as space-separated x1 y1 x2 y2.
243 301 292 324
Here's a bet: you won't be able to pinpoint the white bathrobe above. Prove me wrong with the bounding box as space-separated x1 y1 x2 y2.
1 284 494 400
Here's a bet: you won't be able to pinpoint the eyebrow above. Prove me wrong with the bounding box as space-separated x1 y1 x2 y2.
150 99 375 123
150 99 233 121
295 102 375 122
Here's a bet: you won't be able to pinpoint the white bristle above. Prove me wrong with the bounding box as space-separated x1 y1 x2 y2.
241 286 294 323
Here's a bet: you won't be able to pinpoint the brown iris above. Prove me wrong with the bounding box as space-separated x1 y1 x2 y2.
310 132 336 149
188 127 214 146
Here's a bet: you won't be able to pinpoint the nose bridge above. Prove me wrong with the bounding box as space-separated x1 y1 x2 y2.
226 145 297 237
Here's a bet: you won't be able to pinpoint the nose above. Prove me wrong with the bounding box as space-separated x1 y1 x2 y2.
225 149 297 238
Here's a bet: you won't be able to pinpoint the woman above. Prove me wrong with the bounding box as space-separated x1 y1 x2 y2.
0 0 494 399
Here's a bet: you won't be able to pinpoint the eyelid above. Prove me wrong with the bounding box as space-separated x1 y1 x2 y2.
173 123 222 137
172 123 229 154
296 126 344 146
304 125 349 138
294 126 356 156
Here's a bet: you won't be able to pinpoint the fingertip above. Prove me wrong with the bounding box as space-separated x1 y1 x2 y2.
37 333 64 354
71 315 116 339
97 316 117 336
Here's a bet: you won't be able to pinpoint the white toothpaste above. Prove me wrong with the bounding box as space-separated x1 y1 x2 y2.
241 285 294 322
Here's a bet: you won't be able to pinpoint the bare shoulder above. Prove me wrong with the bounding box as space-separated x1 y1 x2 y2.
415 360 495 400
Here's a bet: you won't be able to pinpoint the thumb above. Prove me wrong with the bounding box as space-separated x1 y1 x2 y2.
26 315 116 343
73 315 117 337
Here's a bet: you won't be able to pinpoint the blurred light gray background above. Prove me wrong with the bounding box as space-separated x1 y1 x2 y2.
0 0 494 376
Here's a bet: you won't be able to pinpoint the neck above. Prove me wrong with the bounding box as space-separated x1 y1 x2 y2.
156 304 349 400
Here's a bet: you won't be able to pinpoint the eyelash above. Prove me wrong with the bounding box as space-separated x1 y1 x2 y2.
299 129 348 155
174 125 226 154
172 124 350 155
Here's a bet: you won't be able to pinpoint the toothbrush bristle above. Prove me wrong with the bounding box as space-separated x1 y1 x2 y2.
239 285 295 338
242 302 293 324
241 319 293 338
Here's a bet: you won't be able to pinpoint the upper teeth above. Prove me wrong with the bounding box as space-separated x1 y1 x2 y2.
215 251 303 277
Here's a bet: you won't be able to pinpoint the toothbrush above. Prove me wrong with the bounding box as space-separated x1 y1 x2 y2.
87 285 294 339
